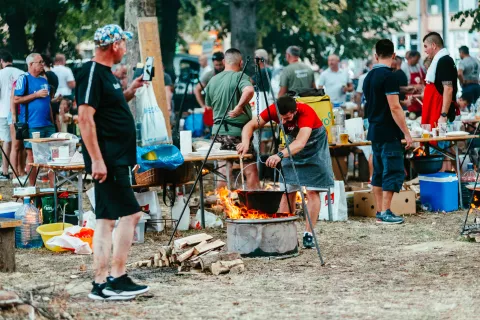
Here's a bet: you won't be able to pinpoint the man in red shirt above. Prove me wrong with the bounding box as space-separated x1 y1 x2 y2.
237 95 334 248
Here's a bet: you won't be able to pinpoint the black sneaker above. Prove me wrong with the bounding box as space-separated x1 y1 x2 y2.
88 281 135 301
303 233 314 249
376 209 404 224
0 174 9 181
102 274 149 297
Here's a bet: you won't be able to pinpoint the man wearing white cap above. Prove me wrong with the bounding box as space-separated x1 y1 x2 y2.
77 24 149 301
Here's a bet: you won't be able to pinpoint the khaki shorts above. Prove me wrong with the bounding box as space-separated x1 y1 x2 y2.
0 118 11 142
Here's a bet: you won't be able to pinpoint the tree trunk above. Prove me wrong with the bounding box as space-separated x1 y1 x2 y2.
4 7 28 59
229 0 257 76
33 11 59 56
124 0 156 117
158 0 181 82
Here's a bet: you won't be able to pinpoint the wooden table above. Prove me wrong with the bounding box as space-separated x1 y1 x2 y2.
330 135 480 209
28 163 85 224
0 218 22 272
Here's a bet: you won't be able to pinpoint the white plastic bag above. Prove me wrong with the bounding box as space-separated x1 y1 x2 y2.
319 180 348 221
82 210 96 230
135 191 163 231
194 210 224 229
136 84 168 146
46 226 93 254
86 187 95 209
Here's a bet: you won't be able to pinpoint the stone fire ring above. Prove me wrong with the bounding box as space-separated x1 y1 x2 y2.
226 216 299 259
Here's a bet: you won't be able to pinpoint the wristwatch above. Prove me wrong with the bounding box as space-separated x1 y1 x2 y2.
276 152 284 159
441 112 447 118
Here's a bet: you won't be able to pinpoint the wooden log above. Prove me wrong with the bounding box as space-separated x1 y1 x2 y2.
162 256 170 267
0 219 21 273
159 246 172 258
211 259 244 275
177 248 195 263
0 228 16 273
193 239 225 256
230 264 245 274
174 233 213 250
199 252 241 271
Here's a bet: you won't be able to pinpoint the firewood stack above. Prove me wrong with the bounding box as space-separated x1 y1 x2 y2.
132 233 245 275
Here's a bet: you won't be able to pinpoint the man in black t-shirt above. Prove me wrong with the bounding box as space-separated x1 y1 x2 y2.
77 24 149 301
363 39 412 225
422 32 458 129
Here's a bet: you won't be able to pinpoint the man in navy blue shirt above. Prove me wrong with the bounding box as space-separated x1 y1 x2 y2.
363 39 413 224
14 53 55 186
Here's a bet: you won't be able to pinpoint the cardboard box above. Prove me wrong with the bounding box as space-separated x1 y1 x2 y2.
354 190 416 217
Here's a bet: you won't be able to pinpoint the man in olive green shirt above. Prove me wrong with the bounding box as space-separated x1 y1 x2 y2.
205 48 259 189
278 46 315 97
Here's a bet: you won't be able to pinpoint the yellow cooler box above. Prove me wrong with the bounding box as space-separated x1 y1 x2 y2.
296 96 333 143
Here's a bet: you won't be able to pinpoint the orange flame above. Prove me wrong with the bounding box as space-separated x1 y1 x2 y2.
414 147 426 157
471 195 479 209
217 187 294 220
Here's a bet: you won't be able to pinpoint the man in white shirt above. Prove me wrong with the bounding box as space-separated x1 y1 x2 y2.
52 54 75 98
355 60 373 105
199 54 212 78
0 50 24 180
317 55 353 104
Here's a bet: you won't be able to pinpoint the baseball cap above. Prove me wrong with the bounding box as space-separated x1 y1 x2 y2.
94 24 133 47
212 52 224 61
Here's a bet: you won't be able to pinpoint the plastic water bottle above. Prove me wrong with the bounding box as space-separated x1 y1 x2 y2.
15 197 43 249
333 105 345 127
462 163 476 182
461 163 477 209
171 192 190 231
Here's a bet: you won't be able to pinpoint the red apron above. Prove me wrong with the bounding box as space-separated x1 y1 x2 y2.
421 83 443 128
407 67 425 114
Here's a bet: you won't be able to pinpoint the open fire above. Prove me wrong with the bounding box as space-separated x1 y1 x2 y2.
217 188 294 220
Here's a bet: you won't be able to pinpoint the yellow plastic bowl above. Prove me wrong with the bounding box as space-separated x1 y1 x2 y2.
36 223 73 252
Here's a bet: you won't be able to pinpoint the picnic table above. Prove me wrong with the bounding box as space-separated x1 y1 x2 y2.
22 153 253 229
330 134 480 209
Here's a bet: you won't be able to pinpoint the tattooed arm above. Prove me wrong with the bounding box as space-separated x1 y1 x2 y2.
438 81 453 124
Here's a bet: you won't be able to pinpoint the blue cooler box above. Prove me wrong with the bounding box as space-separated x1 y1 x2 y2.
0 202 23 219
419 172 459 212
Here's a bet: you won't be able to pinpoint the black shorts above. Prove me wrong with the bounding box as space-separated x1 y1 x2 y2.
94 166 141 220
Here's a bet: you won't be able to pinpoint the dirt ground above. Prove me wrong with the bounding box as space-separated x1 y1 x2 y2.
1 184 480 319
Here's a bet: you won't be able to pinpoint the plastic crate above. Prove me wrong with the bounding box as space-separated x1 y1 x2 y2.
31 139 78 164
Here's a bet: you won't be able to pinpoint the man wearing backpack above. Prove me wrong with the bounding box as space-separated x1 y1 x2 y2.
13 53 55 186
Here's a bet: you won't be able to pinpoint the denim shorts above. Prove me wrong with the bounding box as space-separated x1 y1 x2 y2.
371 140 405 192
24 125 56 149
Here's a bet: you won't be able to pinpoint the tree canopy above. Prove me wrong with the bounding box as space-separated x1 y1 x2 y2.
201 0 410 66
0 0 123 59
452 8 480 32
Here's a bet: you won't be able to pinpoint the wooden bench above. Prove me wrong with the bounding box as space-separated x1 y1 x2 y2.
0 218 22 272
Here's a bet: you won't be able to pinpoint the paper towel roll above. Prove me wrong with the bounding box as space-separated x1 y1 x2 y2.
180 130 192 154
